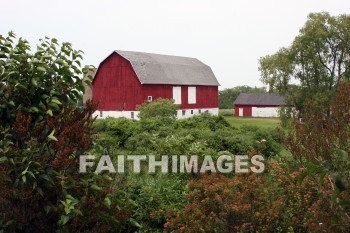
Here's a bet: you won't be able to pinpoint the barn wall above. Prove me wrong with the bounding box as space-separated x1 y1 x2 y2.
142 85 218 110
243 106 252 116
93 53 142 111
141 84 173 105
252 107 280 117
234 105 252 117
235 105 281 117
180 86 218 109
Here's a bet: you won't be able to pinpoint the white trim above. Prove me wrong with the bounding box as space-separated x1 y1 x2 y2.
93 108 219 120
176 108 219 119
93 111 140 120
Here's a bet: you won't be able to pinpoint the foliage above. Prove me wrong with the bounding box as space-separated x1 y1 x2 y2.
219 109 234 116
219 85 266 109
137 98 179 122
164 162 346 232
124 174 187 232
0 32 129 232
93 113 282 159
286 81 350 223
259 12 350 115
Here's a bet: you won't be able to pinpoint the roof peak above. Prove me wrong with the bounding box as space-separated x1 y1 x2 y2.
111 50 220 86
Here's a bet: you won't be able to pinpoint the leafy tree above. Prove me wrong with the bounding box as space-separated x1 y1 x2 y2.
0 32 129 232
219 86 266 109
286 81 350 224
137 98 179 121
259 12 350 114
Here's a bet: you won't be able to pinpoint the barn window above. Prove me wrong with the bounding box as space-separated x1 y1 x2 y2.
173 86 182 104
182 110 186 116
131 112 134 119
99 111 103 118
191 110 194 114
188 86 196 104
148 96 152 102
198 109 201 114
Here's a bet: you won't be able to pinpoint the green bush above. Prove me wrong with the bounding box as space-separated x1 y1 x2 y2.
137 98 179 123
125 174 187 232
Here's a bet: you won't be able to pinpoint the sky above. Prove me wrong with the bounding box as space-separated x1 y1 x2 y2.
1 0 350 90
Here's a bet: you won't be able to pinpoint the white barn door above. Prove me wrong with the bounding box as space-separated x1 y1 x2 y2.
173 86 182 104
188 86 196 104
238 108 243 116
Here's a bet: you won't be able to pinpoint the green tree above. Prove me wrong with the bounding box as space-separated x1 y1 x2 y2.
259 12 350 114
286 81 350 225
219 85 266 109
0 32 129 232
137 98 179 121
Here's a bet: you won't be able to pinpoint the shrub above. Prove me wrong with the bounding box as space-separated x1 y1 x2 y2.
137 98 179 122
0 32 130 232
164 162 344 232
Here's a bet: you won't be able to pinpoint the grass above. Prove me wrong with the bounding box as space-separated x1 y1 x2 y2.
223 116 280 129
219 109 234 117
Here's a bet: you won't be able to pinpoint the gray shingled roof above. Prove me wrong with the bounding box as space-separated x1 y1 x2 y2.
115 50 220 86
234 93 285 106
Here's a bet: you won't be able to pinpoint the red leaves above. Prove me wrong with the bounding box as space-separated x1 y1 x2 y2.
164 163 344 232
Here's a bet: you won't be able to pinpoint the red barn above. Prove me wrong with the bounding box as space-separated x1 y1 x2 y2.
233 93 285 117
91 50 220 119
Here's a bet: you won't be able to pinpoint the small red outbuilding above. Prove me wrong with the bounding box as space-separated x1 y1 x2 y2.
233 93 285 117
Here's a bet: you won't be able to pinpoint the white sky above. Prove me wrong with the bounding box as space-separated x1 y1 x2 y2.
1 0 350 89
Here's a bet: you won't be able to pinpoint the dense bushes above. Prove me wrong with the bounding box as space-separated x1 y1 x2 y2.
164 162 343 232
91 94 350 232
89 100 285 232
0 33 130 232
94 113 282 158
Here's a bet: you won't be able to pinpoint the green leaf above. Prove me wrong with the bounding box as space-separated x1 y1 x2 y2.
46 109 53 117
90 184 102 191
44 205 51 214
48 129 58 141
129 218 141 228
331 188 341 208
103 197 111 208
29 107 39 113
51 98 62 105
59 215 70 225
22 175 27 183
0 157 8 164
31 79 38 86
37 66 46 72
297 169 308 185
332 172 346 192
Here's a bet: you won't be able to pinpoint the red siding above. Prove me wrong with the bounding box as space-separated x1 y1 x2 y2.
93 53 142 111
142 85 218 110
234 105 252 117
93 53 219 111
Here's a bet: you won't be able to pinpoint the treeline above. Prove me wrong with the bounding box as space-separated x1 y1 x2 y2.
219 85 266 109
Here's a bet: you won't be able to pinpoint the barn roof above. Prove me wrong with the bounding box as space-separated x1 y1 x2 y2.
113 50 220 86
234 93 285 106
